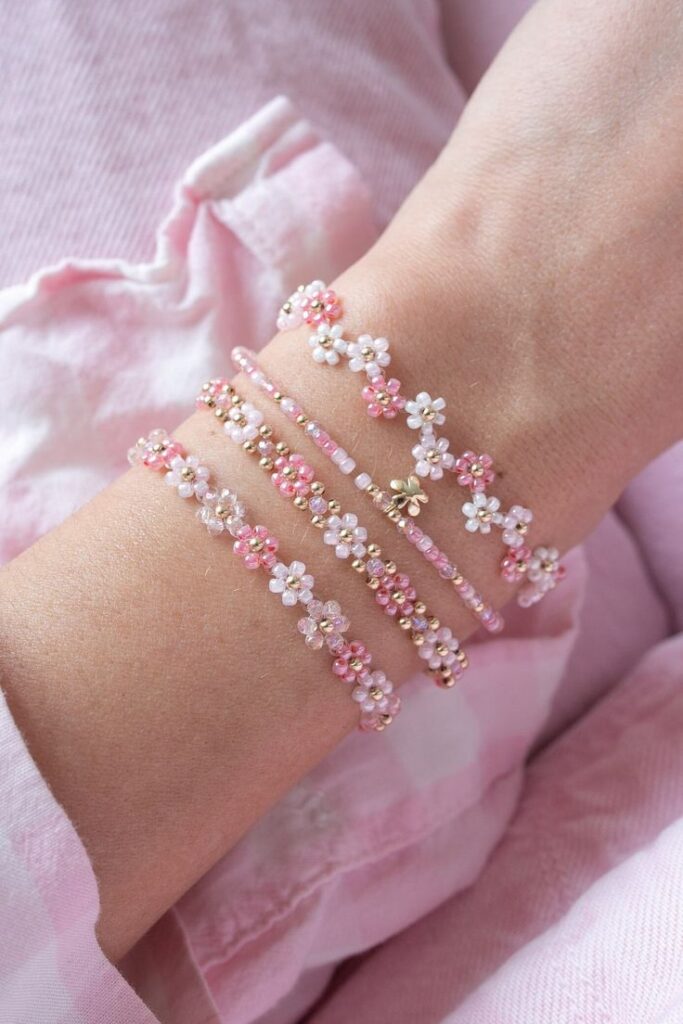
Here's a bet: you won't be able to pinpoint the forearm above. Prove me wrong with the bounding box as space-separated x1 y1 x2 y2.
1 0 682 964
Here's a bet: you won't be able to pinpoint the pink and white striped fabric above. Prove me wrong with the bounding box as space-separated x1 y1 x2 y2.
1 3 682 1022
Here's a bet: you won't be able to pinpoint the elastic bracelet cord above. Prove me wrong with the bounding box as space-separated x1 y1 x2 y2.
229 348 503 635
195 382 469 689
127 429 399 732
275 281 566 608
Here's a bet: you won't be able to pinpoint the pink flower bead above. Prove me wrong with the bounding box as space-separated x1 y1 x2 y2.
361 376 406 419
333 641 372 684
300 286 342 327
271 453 315 498
501 544 532 583
375 571 417 618
453 450 495 492
233 524 279 570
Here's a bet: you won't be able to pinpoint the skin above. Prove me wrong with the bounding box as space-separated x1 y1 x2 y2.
0 0 681 963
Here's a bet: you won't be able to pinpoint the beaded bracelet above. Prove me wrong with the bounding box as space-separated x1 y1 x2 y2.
127 429 399 731
196 382 469 689
230 347 503 634
276 281 566 607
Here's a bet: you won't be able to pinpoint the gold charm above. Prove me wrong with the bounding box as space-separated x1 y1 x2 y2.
387 475 428 517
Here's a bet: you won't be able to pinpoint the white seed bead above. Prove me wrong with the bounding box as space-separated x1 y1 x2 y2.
355 472 371 490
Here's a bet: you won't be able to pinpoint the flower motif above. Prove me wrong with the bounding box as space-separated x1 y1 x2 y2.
412 433 455 481
308 323 348 366
127 428 184 471
165 454 210 499
375 570 416 618
453 450 495 492
517 547 566 607
361 375 406 419
323 513 367 559
332 640 372 683
269 560 315 607
500 505 534 549
232 524 279 570
224 401 263 444
198 488 246 536
271 452 315 498
388 475 428 517
418 626 461 671
346 334 391 376
405 392 446 431
299 283 342 327
351 669 397 716
297 599 350 651
501 544 532 583
462 492 502 534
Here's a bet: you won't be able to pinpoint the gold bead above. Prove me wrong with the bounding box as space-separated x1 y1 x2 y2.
275 441 289 456
231 393 242 406
414 600 426 615
428 616 440 630
366 576 380 589
380 713 393 726
397 518 408 530
366 484 380 497
319 618 334 634
435 641 449 657
293 495 308 510
369 685 383 701
243 440 257 454
203 395 216 408
311 481 326 496
349 657 363 672
273 391 283 403
412 632 425 647
367 543 381 557
351 558 366 573
388 508 402 523
435 670 456 690
398 616 412 631
214 407 228 421
452 575 464 587
180 466 195 481
456 649 468 666
384 560 397 575
259 424 273 438
328 499 341 514
311 515 326 528
474 602 484 614
296 414 308 427
259 456 274 471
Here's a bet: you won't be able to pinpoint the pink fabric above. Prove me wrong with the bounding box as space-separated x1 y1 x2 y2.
0 5 681 1023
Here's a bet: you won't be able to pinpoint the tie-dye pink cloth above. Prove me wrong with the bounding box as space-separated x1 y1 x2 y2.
1 6 682 1023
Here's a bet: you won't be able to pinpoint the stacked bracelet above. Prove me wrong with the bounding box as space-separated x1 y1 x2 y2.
127 429 400 731
196 379 469 689
230 347 503 634
275 281 566 607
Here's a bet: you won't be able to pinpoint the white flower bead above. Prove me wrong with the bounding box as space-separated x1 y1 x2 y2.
418 627 460 671
346 334 391 376
411 432 455 481
527 546 560 588
462 492 502 534
351 669 394 714
405 392 446 431
308 323 348 366
323 513 368 560
500 505 534 549
224 402 263 444
165 454 210 499
269 560 315 607
277 280 326 332
197 488 246 536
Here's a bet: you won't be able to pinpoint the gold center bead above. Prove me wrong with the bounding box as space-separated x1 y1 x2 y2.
283 465 297 479
319 618 334 634
378 391 391 406
471 462 483 477
180 467 195 481
286 575 300 589
369 686 383 701
339 528 353 542
423 406 436 422
435 642 449 657
349 657 363 672
427 448 440 464
361 346 374 360
215 504 231 519
249 537 264 552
